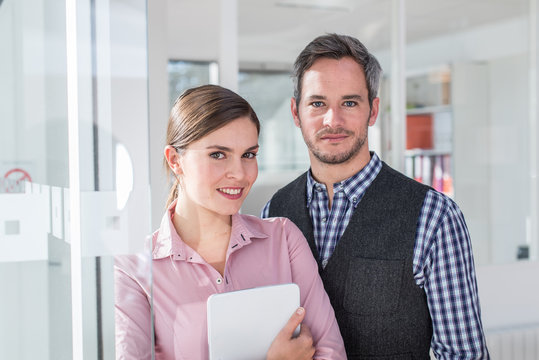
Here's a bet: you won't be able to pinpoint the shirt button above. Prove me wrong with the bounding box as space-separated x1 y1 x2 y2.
316 186 322 192
216 278 223 285
321 259 328 267
322 217 327 222
352 197 358 203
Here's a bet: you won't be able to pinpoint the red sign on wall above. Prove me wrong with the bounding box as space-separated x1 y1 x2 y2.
2 168 32 193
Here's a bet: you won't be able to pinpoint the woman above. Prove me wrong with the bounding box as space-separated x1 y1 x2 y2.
114 85 345 359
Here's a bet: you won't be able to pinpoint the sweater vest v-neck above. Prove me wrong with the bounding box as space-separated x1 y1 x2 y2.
269 162 433 359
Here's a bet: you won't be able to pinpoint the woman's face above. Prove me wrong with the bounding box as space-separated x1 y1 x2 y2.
175 116 259 219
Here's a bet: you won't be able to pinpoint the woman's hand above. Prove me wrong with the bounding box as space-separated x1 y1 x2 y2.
266 307 315 360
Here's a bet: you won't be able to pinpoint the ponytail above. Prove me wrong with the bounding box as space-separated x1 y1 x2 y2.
165 177 179 209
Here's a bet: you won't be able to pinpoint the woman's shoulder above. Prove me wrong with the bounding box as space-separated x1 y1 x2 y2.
236 213 303 240
238 212 292 227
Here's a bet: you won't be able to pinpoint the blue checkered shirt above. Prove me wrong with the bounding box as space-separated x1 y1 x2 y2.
261 152 489 359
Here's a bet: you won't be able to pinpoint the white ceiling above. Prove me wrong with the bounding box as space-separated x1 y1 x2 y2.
166 0 530 64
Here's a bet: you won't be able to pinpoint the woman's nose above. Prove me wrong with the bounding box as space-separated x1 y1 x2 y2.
225 158 245 179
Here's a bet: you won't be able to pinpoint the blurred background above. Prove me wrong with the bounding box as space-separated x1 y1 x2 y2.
1 0 538 358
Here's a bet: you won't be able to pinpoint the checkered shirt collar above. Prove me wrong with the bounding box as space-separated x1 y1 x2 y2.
306 151 382 208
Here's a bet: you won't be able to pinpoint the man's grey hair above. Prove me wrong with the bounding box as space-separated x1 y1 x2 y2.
293 33 383 108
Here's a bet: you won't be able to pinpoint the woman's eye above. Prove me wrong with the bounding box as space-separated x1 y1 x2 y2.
242 152 257 159
210 152 225 159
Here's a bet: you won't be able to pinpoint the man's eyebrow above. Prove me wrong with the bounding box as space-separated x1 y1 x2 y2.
305 94 364 101
342 95 363 100
305 95 327 101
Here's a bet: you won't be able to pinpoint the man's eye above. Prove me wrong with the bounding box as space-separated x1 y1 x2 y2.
210 152 225 159
242 152 257 159
343 101 357 107
311 101 324 108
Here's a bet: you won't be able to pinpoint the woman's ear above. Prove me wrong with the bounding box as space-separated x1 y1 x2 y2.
164 145 183 175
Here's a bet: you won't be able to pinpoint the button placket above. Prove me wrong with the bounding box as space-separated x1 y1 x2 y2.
321 259 329 268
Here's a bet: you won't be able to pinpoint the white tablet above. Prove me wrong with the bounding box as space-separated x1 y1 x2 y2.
207 283 300 360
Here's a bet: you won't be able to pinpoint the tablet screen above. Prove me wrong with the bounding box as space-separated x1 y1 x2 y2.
207 283 300 360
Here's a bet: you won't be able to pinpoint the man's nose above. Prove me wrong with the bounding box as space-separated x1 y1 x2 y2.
322 107 344 128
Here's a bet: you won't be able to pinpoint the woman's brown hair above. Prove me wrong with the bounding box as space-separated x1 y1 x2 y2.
165 84 260 208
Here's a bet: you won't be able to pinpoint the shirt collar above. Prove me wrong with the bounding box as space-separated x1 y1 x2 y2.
227 212 268 251
152 200 268 260
151 200 184 260
306 151 382 208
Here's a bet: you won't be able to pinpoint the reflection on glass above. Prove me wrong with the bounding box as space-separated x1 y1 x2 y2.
0 0 72 358
239 70 309 171
168 60 213 107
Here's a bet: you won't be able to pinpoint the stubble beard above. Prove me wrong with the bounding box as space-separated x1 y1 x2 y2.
299 118 369 165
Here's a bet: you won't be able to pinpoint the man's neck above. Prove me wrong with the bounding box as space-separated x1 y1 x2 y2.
310 151 372 208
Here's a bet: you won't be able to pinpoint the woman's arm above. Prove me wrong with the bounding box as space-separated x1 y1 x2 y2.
284 219 347 360
266 307 315 360
114 255 152 360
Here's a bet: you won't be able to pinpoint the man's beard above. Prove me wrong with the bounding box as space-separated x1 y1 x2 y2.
300 119 368 165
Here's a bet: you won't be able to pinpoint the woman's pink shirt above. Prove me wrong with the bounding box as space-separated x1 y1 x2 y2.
114 202 346 359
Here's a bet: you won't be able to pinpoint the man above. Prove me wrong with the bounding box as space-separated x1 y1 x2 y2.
262 33 489 359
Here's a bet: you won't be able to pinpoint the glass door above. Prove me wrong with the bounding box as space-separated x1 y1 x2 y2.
0 0 151 358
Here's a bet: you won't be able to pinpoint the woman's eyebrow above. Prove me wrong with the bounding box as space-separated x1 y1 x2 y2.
205 144 259 152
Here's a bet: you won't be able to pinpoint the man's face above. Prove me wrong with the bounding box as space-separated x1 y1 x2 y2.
292 57 379 166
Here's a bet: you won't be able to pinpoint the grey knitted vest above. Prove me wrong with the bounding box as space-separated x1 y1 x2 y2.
269 162 432 359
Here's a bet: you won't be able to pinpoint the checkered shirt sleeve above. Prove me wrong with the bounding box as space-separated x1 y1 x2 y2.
415 190 489 359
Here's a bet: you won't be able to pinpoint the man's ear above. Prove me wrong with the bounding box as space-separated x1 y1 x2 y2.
368 97 380 127
291 97 301 128
164 145 183 175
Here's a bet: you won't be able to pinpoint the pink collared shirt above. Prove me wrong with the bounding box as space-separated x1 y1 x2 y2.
114 202 346 360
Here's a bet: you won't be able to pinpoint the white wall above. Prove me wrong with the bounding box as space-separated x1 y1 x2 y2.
488 54 531 264
477 261 539 330
452 62 491 265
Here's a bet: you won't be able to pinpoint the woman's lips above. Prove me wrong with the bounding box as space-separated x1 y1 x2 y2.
217 187 243 199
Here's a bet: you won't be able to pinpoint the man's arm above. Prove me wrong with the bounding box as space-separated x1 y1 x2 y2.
415 191 490 359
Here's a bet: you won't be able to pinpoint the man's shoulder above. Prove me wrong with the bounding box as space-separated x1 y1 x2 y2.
271 171 308 199
267 171 309 217
380 161 431 193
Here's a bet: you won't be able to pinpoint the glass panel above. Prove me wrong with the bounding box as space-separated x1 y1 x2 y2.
168 60 212 107
238 70 309 172
74 0 152 358
1 0 152 358
0 0 72 358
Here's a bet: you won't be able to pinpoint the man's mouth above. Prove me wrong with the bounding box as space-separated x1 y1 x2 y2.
317 128 353 143
321 134 348 141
